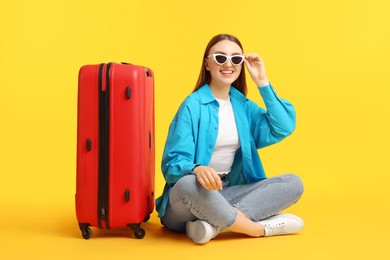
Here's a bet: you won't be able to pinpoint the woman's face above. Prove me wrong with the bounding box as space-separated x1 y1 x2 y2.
206 40 243 88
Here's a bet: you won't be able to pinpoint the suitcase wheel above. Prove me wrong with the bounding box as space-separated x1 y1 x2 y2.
129 224 145 239
134 228 145 239
80 225 92 240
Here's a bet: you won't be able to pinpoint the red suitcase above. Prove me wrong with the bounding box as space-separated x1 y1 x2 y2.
75 62 155 239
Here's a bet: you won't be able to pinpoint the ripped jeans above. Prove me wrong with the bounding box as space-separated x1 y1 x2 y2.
161 174 304 232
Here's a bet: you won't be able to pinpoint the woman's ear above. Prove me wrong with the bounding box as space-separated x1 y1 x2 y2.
205 60 210 71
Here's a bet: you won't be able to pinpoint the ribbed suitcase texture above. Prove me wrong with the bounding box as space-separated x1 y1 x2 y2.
76 62 155 239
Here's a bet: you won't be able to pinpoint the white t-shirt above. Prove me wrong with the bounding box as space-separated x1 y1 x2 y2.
208 96 241 175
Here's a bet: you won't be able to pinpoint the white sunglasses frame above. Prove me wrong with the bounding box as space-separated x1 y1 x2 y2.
208 54 246 66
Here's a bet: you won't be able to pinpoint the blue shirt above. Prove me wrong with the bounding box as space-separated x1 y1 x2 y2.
155 83 296 217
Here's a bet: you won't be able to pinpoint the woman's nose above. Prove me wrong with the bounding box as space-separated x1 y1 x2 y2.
224 58 233 66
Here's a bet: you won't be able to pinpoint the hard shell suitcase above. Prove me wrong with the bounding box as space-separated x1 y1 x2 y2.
75 62 155 239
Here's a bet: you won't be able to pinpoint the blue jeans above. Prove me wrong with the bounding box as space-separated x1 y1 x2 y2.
161 174 304 232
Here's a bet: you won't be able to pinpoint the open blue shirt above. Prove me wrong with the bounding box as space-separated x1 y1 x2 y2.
155 83 296 218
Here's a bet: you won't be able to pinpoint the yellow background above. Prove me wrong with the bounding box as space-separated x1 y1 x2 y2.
1 0 389 259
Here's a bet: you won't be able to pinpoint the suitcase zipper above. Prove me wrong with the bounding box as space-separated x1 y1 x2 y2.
97 63 112 229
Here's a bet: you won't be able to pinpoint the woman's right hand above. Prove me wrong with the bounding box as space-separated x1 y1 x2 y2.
193 166 223 190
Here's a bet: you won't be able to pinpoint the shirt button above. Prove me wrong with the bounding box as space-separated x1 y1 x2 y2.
209 145 212 149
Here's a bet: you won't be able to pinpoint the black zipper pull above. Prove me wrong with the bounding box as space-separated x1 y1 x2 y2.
126 87 131 99
86 138 92 151
125 189 130 202
101 207 106 220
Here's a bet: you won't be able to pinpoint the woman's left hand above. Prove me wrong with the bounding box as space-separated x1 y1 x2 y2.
244 53 270 87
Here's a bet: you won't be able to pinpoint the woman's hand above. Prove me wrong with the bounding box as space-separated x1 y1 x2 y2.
193 166 223 190
244 53 270 87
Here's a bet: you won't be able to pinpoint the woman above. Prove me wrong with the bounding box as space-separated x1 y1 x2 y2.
155 34 304 244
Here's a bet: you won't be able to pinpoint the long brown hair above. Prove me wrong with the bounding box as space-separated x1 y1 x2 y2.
193 34 247 96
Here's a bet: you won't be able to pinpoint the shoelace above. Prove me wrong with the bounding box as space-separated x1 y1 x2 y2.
264 222 286 236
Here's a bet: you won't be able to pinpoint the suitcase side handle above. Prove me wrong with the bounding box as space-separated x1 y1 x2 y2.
149 130 152 149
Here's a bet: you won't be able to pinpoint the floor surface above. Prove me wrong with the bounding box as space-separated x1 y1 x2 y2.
1 189 388 260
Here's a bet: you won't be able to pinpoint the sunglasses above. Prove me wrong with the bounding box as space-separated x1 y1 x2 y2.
208 54 245 66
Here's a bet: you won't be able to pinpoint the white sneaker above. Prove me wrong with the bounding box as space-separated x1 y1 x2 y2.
186 220 220 244
258 213 304 237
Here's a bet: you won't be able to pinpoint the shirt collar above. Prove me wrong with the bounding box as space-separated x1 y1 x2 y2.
196 84 247 105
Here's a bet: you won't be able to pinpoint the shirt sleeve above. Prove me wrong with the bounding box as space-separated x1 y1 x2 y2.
161 100 198 184
249 83 296 148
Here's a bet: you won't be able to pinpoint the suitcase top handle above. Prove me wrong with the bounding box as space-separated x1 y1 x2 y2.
121 62 152 78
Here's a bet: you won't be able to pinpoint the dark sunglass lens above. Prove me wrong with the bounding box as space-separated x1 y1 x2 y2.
215 55 227 64
231 56 243 65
